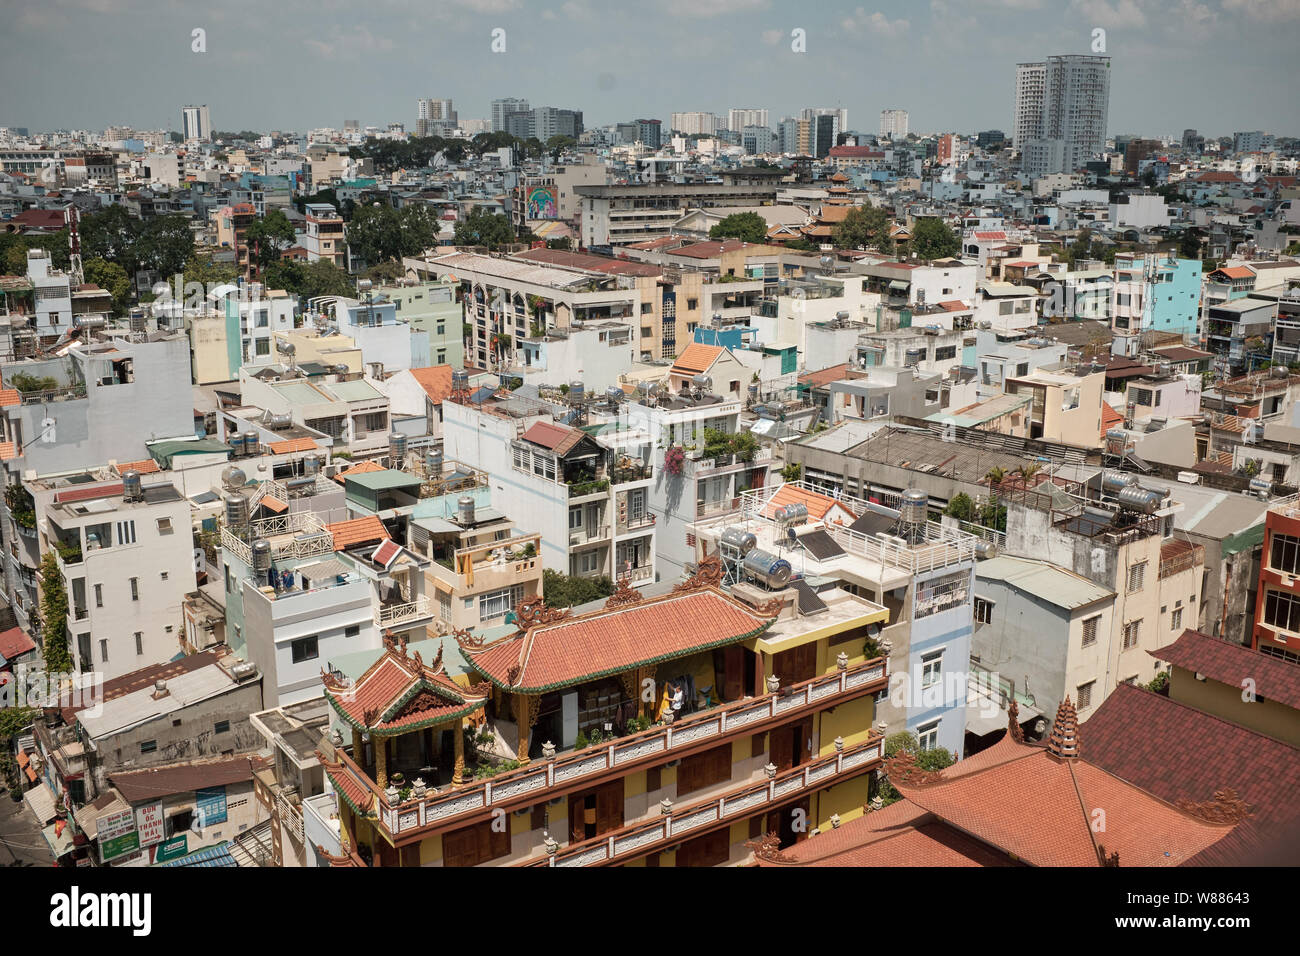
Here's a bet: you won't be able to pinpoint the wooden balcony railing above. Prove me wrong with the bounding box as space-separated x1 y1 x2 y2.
326 657 887 843
525 735 884 867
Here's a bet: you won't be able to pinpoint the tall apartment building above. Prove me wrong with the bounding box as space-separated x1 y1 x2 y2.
416 98 456 137
671 112 717 136
491 98 530 133
1015 55 1110 177
778 117 811 156
879 109 909 140
727 108 768 131
181 104 211 142
1253 496 1300 664
302 203 346 269
507 107 585 142
574 173 783 247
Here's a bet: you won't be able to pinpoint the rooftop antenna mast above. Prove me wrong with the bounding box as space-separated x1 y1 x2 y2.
65 204 83 287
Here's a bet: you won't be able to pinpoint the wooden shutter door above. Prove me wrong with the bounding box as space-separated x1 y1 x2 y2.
595 779 625 836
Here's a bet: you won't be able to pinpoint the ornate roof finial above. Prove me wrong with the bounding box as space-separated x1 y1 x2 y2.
604 576 643 610
1007 698 1025 743
1046 695 1080 759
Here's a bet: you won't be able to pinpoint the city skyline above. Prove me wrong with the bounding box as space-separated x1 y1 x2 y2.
2 0 1298 138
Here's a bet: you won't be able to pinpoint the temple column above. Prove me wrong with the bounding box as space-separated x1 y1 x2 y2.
375 736 388 791
514 694 532 766
452 720 465 786
351 728 364 767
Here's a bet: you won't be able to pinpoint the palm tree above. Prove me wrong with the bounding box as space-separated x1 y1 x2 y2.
983 466 1006 488
1015 463 1042 486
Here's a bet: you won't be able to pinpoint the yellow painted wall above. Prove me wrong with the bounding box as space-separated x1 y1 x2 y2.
419 832 443 865
817 695 875 757
814 776 870 832
624 769 646 798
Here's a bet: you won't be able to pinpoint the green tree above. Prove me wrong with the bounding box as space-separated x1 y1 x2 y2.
134 214 194 278
546 135 577 160
38 550 73 673
82 258 130 314
80 204 141 274
245 208 296 270
541 569 615 609
943 492 976 522
183 254 238 290
262 259 354 300
910 217 960 260
709 212 769 244
454 209 517 250
833 205 893 252
347 203 402 266
545 237 573 250
396 203 438 257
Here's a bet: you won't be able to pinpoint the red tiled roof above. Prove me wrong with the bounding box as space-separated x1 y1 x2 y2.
828 146 885 159
973 231 1007 241
259 494 288 514
0 626 36 661
268 437 317 454
798 364 850 389
767 816 1021 867
10 209 65 231
324 645 484 734
371 539 401 568
334 460 385 484
1152 629 1300 711
463 588 775 694
0 388 20 407
328 516 390 551
0 441 16 461
670 239 750 258
408 365 454 403
520 420 586 455
1212 265 1255 280
1084 682 1300 826
670 343 724 375
939 299 969 312
513 248 662 276
1101 401 1123 437
54 482 124 505
760 484 855 522
886 732 1235 866
115 459 161 475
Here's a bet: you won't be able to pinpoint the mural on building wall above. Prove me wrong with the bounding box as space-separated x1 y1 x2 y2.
526 185 559 221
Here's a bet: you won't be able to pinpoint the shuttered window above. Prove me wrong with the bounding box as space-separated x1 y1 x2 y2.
676 742 733 798
442 818 510 868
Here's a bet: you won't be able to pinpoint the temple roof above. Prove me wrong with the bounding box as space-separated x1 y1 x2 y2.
458 573 776 695
322 637 486 736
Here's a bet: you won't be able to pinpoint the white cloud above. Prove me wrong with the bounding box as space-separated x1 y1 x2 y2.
662 0 769 19
1069 0 1150 27
842 8 911 36
1222 0 1300 21
303 25 394 59
760 28 783 45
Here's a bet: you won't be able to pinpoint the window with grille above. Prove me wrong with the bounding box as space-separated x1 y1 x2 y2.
1081 615 1099 647
1271 533 1300 574
1170 607 1183 630
974 597 993 624
1077 680 1095 710
479 585 524 621
1123 619 1142 649
1126 561 1146 593
1264 589 1300 634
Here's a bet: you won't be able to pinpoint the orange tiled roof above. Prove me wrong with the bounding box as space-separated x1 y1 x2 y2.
323 643 484 734
760 484 855 522
333 460 385 484
327 515 389 551
409 365 454 403
462 588 775 694
670 343 724 375
259 495 288 514
1213 266 1255 280
268 437 317 454
1101 401 1123 438
799 364 850 389
115 459 161 475
0 441 16 461
0 388 20 408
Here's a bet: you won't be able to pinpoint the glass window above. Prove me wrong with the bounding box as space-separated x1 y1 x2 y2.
1270 533 1300 574
916 720 940 750
921 651 943 688
291 636 318 663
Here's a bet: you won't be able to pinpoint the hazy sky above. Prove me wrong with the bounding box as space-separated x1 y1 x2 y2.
3 0 1298 139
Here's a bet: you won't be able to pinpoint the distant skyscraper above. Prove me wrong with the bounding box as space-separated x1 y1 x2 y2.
417 98 456 136
880 109 908 140
728 108 768 132
1015 54 1110 177
670 112 717 136
491 98 530 132
181 105 210 142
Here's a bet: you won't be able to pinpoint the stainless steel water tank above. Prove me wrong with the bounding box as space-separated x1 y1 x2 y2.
720 527 757 556
251 539 272 573
742 550 793 589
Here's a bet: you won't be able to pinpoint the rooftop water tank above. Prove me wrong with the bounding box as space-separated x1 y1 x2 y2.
1101 471 1139 495
720 527 757 556
388 432 407 465
221 465 247 490
303 455 321 476
899 489 928 527
122 470 143 502
458 495 476 526
425 449 443 476
251 539 272 573
569 381 585 402
224 492 249 529
240 430 259 458
742 549 793 590
1115 485 1163 514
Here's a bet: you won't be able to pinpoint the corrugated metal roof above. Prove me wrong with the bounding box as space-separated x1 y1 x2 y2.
976 556 1114 609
